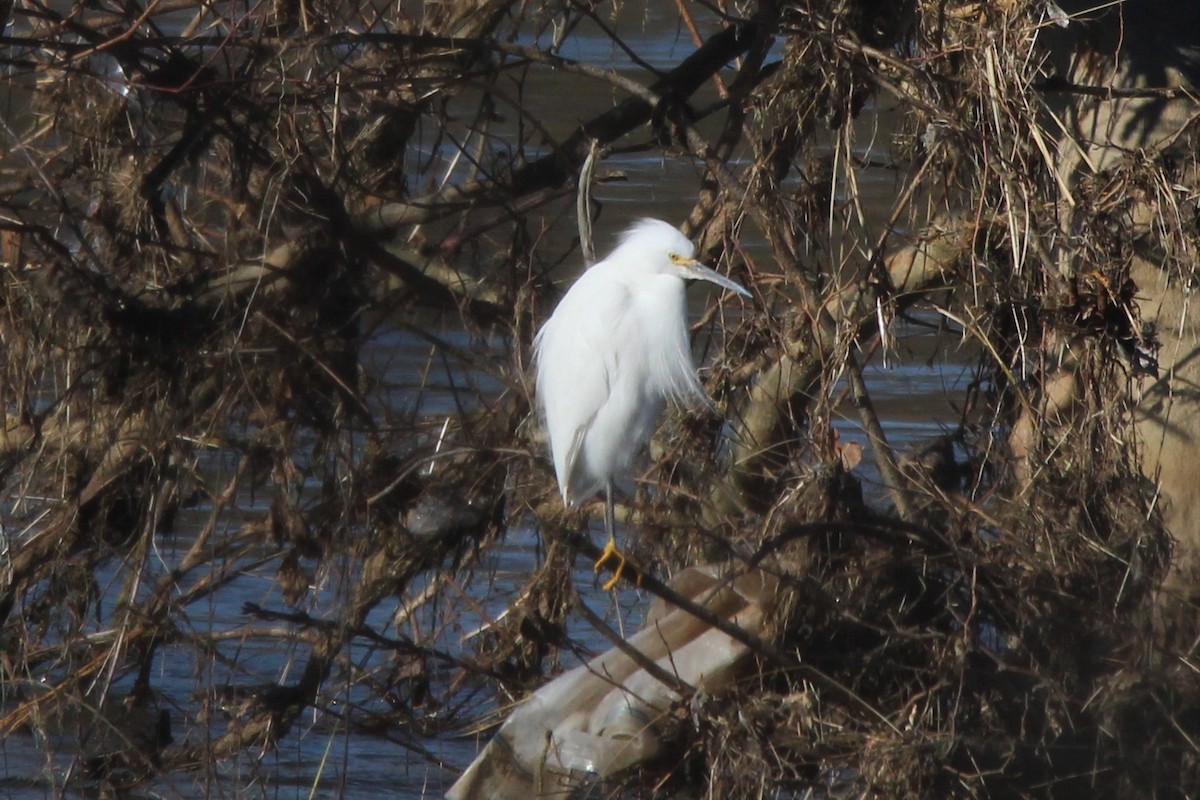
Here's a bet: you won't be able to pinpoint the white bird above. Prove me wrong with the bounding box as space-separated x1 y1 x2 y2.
533 218 750 588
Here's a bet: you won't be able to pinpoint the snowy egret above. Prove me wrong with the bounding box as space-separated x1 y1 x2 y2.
533 218 750 589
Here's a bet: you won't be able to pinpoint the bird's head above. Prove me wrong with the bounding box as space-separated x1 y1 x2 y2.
614 218 751 298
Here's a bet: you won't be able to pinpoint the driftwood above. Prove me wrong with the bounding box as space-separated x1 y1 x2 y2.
447 565 777 800
2 0 1199 796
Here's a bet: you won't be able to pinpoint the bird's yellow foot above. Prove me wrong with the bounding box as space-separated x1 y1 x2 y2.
594 538 639 590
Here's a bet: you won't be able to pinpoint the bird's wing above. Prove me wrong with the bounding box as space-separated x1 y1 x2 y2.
533 269 632 503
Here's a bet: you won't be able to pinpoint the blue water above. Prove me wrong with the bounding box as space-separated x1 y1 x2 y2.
0 4 968 797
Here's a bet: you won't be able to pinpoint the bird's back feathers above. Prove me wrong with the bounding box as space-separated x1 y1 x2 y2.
533 219 714 506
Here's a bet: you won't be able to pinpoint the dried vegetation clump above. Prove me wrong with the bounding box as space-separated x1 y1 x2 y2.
0 0 1197 796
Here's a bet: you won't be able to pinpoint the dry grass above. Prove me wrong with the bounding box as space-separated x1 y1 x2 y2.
0 0 1197 796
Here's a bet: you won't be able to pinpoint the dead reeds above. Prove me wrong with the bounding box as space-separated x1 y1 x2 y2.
0 0 1197 796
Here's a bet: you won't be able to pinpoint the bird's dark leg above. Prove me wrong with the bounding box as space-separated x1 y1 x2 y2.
604 478 616 541
594 478 627 590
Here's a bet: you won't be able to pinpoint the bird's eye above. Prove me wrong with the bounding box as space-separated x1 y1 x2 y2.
669 253 685 264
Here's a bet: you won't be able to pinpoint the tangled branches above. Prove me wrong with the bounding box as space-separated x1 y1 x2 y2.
0 0 1197 796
